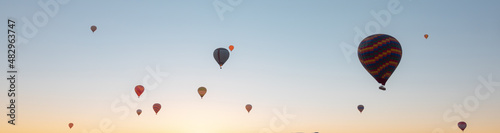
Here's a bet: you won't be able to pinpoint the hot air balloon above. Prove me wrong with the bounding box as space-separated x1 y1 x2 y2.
90 25 97 33
229 45 234 51
357 105 364 113
245 104 252 113
213 48 230 69
198 87 207 99
358 34 402 90
153 103 161 115
424 34 429 39
137 109 142 116
458 121 467 131
68 123 74 129
135 85 145 98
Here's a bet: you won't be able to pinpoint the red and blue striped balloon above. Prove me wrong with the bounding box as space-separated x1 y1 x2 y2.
358 34 402 88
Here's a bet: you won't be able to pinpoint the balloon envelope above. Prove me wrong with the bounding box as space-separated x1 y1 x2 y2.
90 25 97 32
358 34 402 88
135 85 145 98
357 105 364 113
424 34 429 39
68 123 74 129
245 104 252 113
229 45 234 51
458 121 467 131
153 103 161 115
136 109 142 116
198 87 207 99
213 48 230 69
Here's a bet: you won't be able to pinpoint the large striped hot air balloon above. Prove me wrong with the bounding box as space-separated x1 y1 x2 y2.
358 34 402 90
213 48 230 69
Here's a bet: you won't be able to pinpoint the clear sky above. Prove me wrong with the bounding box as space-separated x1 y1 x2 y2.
1 0 500 133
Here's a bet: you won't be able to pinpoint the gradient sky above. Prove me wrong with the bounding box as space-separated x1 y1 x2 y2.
1 0 500 133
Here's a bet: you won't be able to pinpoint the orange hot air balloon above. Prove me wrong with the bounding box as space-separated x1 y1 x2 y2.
424 34 429 39
68 123 74 129
136 109 142 116
90 25 97 33
229 45 234 51
198 87 207 99
153 103 161 115
245 104 252 113
135 85 145 98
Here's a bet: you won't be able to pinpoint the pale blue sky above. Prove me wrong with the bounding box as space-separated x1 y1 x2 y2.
1 0 500 132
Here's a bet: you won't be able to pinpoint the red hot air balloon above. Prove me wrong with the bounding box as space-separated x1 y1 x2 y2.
358 34 402 90
90 25 97 33
68 123 74 129
357 105 364 113
458 121 467 131
135 85 145 98
137 109 142 116
153 103 161 115
424 34 429 39
198 87 207 99
245 104 252 113
213 48 230 69
229 45 234 51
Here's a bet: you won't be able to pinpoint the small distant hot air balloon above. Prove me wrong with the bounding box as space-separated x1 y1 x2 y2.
136 109 142 116
229 45 234 51
153 103 161 115
90 25 97 33
458 121 467 131
358 34 402 90
357 105 364 113
424 34 429 39
245 104 252 113
198 87 207 99
68 123 74 129
135 85 145 98
213 48 230 69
